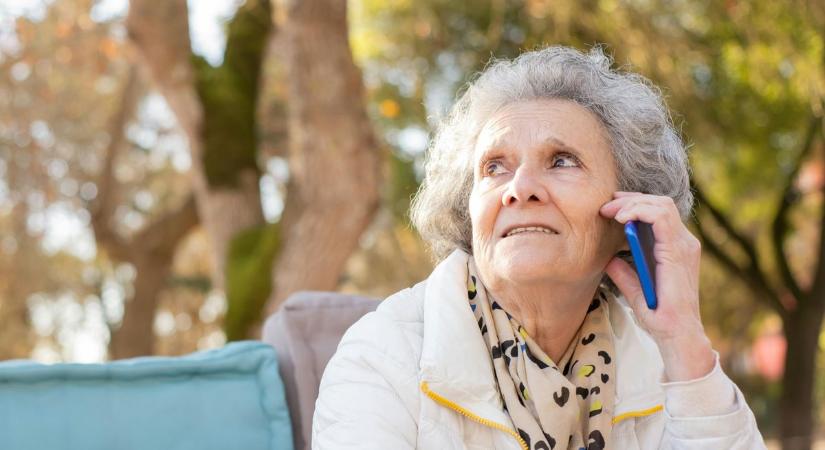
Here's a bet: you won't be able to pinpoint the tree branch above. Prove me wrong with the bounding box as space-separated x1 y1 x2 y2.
90 66 141 261
692 210 785 317
135 194 199 258
691 181 763 270
691 179 787 315
126 0 201 144
772 116 821 303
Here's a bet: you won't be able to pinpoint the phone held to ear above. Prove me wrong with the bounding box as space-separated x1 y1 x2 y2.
624 220 657 310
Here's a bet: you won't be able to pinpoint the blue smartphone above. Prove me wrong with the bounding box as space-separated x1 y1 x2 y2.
624 221 657 309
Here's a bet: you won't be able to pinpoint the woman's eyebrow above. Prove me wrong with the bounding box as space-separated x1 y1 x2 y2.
475 136 585 162
543 136 584 157
474 143 507 165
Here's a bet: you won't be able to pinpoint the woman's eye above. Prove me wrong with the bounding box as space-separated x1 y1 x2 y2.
483 160 506 176
552 153 580 168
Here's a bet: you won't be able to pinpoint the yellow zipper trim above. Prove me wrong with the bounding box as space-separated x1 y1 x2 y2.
420 381 528 450
611 405 663 424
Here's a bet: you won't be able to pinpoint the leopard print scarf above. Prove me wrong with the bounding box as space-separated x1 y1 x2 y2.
467 258 616 450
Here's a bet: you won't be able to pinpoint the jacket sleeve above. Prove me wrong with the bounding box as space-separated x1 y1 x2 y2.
659 352 767 449
312 312 420 450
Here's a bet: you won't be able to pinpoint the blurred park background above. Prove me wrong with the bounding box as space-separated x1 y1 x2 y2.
0 0 823 447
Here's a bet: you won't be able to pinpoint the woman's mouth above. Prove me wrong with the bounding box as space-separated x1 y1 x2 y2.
504 226 558 237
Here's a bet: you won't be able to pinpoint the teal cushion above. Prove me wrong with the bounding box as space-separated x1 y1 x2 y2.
0 341 293 450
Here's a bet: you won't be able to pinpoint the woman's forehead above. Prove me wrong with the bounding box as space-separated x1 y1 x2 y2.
473 100 611 159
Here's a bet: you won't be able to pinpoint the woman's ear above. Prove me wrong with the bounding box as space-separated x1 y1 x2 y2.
608 222 628 256
615 233 631 259
613 232 629 256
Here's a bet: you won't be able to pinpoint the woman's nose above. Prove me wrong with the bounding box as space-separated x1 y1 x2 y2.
502 166 549 206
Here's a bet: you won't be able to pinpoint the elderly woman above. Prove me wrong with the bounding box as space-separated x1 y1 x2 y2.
313 46 766 449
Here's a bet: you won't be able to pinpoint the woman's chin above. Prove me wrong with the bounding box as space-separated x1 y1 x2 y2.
494 249 561 282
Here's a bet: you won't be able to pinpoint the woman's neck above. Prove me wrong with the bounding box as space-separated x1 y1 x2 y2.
486 277 602 363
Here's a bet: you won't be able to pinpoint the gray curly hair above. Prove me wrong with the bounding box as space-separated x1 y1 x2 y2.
409 45 693 262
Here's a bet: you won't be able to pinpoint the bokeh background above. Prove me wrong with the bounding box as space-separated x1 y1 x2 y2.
0 0 823 447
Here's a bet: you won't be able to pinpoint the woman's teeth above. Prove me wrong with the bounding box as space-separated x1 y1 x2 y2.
505 226 556 237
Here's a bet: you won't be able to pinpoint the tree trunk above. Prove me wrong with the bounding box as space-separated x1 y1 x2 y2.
779 305 824 450
267 0 382 314
89 67 201 358
106 196 199 358
109 255 170 359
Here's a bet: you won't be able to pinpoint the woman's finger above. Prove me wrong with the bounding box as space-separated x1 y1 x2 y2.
603 194 675 212
613 202 682 241
613 191 644 198
600 194 668 218
604 256 648 314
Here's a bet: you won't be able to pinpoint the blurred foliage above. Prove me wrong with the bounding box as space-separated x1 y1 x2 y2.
224 223 280 341
193 0 272 187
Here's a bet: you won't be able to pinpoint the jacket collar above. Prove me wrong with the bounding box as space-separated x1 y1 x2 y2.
418 250 665 422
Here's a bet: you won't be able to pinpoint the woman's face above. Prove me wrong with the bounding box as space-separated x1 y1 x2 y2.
469 99 625 289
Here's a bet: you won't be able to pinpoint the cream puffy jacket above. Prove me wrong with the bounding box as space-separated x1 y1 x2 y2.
313 250 767 449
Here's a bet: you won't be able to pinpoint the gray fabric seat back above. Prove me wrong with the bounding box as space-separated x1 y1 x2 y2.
262 291 379 450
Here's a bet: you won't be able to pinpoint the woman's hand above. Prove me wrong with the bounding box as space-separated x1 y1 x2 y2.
599 191 715 382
